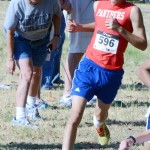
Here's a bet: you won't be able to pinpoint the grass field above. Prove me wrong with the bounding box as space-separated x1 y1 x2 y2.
0 2 150 150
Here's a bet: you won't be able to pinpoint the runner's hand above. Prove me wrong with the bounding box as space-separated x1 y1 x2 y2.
67 19 79 32
119 139 134 150
105 18 120 32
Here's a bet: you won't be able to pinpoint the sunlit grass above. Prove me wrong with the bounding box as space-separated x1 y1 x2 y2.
0 2 150 149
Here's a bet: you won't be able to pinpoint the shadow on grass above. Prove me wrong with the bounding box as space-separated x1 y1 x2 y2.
107 119 146 127
45 100 150 110
112 100 150 108
0 142 120 149
125 101 150 107
74 141 119 149
0 143 61 149
120 82 148 91
84 119 146 128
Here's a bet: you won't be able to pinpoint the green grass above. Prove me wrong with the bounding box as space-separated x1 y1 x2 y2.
0 2 150 150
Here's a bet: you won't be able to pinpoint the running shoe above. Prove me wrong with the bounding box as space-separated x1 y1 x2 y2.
36 99 49 109
86 96 97 107
41 83 54 90
26 105 42 121
60 95 72 107
95 122 110 146
53 79 64 84
12 117 37 129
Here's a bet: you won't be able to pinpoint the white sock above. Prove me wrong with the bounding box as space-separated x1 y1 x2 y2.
93 115 103 128
27 96 36 107
63 94 71 98
16 107 26 120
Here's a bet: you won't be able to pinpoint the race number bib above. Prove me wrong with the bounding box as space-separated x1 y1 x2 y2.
93 30 119 54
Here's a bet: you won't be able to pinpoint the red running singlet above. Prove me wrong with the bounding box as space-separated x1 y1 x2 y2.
86 1 134 70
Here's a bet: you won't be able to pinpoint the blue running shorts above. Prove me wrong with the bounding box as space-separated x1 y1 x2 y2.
13 32 49 67
145 107 150 142
71 56 124 104
146 107 150 130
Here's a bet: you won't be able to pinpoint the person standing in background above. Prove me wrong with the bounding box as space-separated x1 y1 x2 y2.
4 0 61 127
35 0 72 109
60 0 95 107
41 13 66 90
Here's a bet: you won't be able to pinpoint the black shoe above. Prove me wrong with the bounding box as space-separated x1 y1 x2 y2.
53 79 64 84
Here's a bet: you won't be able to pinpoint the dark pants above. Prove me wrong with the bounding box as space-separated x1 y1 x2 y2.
41 14 66 87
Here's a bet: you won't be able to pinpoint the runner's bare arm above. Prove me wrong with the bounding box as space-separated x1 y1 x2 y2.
67 20 95 32
117 6 147 51
119 130 150 150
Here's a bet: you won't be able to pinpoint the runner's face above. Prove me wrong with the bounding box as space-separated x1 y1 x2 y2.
111 0 125 4
28 0 41 5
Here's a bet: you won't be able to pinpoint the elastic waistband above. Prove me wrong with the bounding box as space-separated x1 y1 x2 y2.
84 56 124 73
14 32 49 43
19 36 46 43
